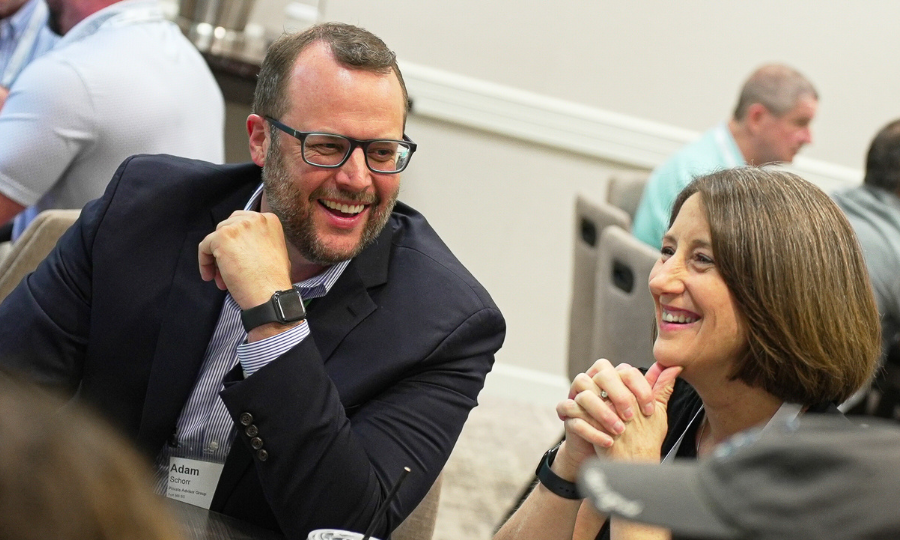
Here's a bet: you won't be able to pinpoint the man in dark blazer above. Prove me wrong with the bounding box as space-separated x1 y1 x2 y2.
0 23 505 540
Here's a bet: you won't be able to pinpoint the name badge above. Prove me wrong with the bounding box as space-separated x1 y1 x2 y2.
166 457 224 509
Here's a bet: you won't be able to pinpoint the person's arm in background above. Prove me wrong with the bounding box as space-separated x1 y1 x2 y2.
0 86 9 109
0 57 94 224
0 191 24 225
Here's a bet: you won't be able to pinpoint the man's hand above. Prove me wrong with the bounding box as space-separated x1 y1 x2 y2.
198 211 293 310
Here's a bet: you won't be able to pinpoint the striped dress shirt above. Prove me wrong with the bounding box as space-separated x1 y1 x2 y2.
155 184 349 491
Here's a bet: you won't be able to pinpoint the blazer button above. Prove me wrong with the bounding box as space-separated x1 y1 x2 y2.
240 412 253 426
245 425 259 438
251 437 264 450
257 449 269 461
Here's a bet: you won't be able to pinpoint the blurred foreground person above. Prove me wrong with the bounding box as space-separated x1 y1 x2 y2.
579 415 900 540
0 375 184 540
496 168 879 540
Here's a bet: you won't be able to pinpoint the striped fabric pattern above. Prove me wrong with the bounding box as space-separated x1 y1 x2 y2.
154 184 350 491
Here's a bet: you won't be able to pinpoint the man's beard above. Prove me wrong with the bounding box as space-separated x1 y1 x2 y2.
262 140 398 266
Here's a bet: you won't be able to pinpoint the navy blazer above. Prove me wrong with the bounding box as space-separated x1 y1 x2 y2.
0 155 506 539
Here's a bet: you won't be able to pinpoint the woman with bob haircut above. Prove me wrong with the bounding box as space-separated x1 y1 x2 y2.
495 167 880 540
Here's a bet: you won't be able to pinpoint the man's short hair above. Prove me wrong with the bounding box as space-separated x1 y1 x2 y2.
252 22 409 124
732 64 818 120
864 119 900 193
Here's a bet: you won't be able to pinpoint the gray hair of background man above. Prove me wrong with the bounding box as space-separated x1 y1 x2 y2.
252 23 409 126
864 119 900 193
732 64 818 120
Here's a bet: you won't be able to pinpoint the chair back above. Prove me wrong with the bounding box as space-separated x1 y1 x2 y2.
591 225 658 370
606 171 651 222
567 195 630 382
391 472 443 540
0 209 80 304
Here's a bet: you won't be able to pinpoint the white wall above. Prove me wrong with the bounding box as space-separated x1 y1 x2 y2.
240 1 896 391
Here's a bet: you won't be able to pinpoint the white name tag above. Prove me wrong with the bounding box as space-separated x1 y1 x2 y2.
166 457 225 509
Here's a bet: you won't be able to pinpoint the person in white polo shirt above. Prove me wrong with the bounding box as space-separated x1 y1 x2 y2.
0 0 224 240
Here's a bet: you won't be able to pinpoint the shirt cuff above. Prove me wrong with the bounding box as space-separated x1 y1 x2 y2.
236 321 309 377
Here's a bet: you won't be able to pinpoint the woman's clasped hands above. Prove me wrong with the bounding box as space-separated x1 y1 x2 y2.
556 360 682 466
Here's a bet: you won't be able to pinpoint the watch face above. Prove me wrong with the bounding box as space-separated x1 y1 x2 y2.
274 289 306 322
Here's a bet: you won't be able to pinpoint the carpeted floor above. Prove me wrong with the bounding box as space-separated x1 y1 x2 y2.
432 394 564 540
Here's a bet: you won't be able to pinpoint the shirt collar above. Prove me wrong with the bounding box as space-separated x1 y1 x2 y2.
56 0 161 48
3 0 41 37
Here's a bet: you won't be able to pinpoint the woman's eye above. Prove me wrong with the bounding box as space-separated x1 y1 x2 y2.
659 246 675 258
695 253 715 265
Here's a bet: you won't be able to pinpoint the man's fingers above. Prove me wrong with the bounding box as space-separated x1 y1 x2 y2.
198 233 218 282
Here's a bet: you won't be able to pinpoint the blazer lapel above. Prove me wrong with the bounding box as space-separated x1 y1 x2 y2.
135 177 259 454
306 221 393 362
214 207 397 512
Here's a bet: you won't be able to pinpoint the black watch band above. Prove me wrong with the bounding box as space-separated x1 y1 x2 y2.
240 286 306 332
535 442 581 500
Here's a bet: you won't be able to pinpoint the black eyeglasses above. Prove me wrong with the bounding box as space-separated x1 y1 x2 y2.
265 117 417 174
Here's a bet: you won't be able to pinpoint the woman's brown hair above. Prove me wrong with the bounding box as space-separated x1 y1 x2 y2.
670 167 880 404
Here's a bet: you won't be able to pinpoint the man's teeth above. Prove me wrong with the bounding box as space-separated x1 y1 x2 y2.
662 310 698 324
322 200 364 215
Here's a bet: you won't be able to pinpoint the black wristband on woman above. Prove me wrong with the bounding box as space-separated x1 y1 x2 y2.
535 442 581 500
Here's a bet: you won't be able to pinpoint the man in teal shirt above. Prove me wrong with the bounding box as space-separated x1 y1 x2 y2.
633 64 818 248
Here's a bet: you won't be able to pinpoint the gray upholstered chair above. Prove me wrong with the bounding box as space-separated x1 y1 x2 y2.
392 472 443 540
591 225 658 370
606 171 651 222
566 195 630 382
0 209 80 304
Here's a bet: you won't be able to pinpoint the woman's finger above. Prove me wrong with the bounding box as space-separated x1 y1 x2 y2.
590 363 636 421
574 389 625 435
564 417 615 449
617 364 655 416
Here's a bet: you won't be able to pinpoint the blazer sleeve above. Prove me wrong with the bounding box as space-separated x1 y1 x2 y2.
0 156 125 393
218 303 505 539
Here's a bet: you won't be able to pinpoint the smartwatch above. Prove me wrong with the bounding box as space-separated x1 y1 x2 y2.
535 442 581 500
240 286 306 332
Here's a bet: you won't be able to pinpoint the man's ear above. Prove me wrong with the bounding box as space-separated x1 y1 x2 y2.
744 103 770 134
247 114 269 166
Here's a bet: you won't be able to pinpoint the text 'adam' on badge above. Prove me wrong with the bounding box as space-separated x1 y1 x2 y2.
166 457 224 509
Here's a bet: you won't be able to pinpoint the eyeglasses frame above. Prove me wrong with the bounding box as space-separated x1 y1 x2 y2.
264 116 417 174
